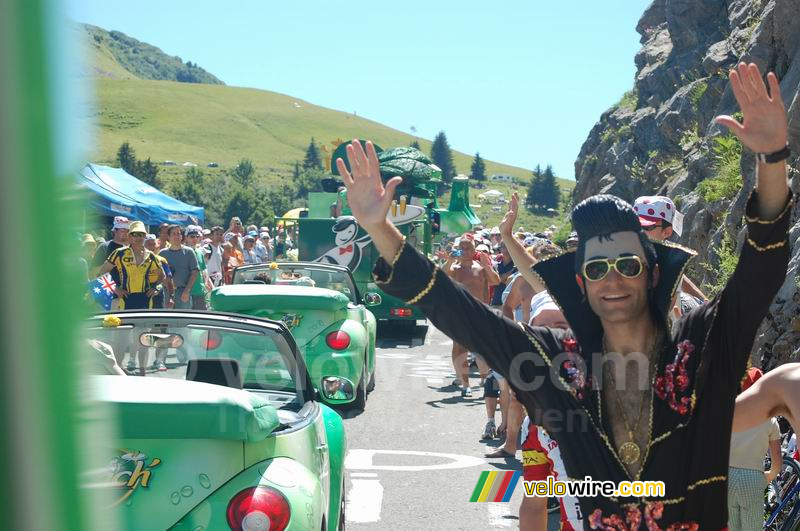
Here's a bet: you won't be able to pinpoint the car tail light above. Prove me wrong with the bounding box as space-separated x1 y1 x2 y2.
226 486 290 531
326 330 351 350
390 307 413 317
205 330 222 350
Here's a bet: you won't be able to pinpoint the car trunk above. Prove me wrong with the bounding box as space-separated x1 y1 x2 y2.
210 285 350 348
90 376 280 529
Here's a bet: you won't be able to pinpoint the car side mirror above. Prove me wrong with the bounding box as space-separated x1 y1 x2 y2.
363 292 382 306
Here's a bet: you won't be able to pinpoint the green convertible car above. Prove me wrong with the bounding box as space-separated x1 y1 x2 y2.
209 262 379 410
84 310 347 530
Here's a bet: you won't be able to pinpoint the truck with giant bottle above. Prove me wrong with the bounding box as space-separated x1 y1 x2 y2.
280 140 480 336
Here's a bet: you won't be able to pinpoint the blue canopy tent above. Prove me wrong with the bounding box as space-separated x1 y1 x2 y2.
78 163 204 226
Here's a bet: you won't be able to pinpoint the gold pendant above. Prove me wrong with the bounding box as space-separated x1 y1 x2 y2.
618 441 641 465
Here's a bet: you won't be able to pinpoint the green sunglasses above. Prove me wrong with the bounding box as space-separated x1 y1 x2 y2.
582 255 645 282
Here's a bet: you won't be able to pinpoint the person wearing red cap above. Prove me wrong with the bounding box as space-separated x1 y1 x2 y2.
633 195 683 242
634 195 708 314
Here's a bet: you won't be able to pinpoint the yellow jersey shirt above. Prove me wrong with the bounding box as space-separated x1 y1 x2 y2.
108 247 164 294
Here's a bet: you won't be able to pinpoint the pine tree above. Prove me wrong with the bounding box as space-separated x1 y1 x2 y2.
430 131 456 183
185 167 204 182
303 138 323 170
410 140 421 150
525 164 559 213
116 142 137 175
525 165 543 212
172 168 204 206
292 161 301 180
134 158 160 188
223 189 259 226
539 165 560 210
470 152 486 181
231 159 255 187
293 168 324 200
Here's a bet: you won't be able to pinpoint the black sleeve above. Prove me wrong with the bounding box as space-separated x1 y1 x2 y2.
373 241 555 388
709 189 793 387
90 242 109 268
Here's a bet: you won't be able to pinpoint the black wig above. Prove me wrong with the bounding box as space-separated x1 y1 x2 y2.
571 194 657 275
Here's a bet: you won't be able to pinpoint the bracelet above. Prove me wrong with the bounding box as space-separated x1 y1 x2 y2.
756 144 791 164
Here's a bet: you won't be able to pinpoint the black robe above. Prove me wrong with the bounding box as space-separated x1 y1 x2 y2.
372 190 793 530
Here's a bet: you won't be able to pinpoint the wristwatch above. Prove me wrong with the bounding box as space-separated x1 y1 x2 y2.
756 144 791 164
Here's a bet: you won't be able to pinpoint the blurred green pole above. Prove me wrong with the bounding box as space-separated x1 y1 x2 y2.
0 0 87 529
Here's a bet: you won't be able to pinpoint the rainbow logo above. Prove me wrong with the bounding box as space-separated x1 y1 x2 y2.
469 471 521 502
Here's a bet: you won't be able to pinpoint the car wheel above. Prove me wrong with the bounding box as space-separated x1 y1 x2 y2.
367 364 375 393
337 481 346 530
351 368 367 410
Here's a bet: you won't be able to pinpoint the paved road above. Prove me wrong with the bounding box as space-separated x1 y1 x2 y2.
339 324 560 530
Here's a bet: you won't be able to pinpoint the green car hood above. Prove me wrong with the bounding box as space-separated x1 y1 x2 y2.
91 376 280 442
211 284 350 312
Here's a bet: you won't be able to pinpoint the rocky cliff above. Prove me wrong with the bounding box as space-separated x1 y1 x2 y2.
574 0 800 367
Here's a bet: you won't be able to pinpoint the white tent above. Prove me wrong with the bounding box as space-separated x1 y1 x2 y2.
483 189 505 203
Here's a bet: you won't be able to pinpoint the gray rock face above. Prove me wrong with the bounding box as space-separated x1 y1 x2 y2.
573 0 800 368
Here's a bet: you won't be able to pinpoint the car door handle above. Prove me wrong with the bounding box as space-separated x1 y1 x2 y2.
316 444 328 452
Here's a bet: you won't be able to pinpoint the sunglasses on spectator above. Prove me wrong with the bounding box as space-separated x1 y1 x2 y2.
642 224 665 231
130 232 146 237
582 255 645 282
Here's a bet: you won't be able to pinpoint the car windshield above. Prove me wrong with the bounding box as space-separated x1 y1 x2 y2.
84 313 308 408
233 264 359 303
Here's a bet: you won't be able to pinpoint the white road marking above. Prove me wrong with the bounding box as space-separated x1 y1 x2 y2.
439 340 453 346
487 503 515 527
425 354 439 360
376 353 413 359
346 478 384 523
427 378 441 385
345 449 485 472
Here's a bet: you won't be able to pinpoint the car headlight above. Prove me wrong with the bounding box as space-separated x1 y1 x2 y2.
320 376 354 400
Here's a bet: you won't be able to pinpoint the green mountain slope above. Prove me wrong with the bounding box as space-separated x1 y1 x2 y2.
89 78 571 188
80 24 223 84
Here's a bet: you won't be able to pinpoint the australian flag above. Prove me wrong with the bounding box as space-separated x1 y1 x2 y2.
89 273 117 310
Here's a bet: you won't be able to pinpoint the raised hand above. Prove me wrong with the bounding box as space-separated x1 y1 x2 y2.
336 140 403 230
499 192 519 237
714 63 788 154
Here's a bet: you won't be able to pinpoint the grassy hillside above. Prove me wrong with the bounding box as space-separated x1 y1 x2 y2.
79 24 223 84
88 78 572 188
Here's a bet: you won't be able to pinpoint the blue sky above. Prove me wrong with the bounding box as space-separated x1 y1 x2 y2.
67 0 652 179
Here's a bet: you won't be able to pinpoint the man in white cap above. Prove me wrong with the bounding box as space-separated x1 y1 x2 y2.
89 216 131 310
633 195 684 241
89 216 130 278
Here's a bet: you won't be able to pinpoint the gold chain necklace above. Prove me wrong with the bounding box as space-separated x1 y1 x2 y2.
605 363 649 465
602 331 661 466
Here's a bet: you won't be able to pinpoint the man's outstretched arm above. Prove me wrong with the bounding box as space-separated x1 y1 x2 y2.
336 140 549 383
708 63 793 388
